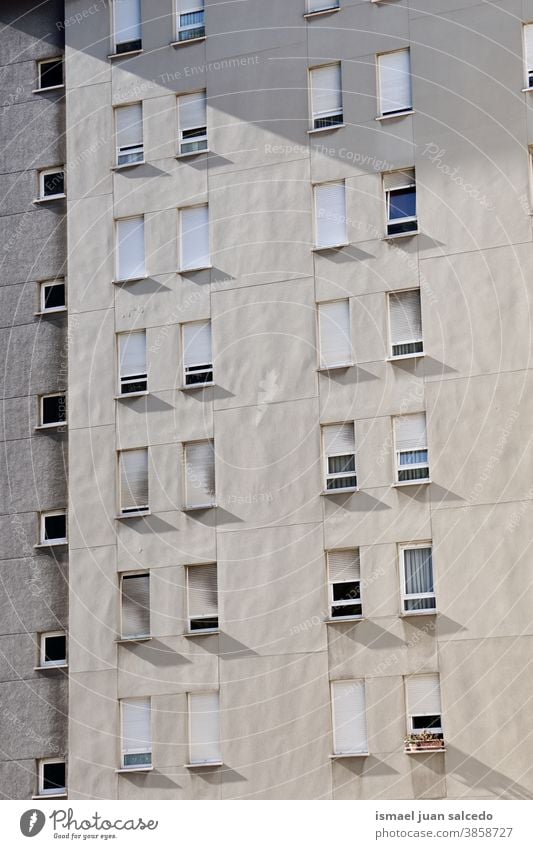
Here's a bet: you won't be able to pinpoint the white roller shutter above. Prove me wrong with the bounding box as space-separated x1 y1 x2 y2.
394 412 426 452
308 0 339 10
114 0 141 43
185 441 215 507
181 205 210 270
117 217 145 280
116 103 143 148
525 25 533 78
311 64 342 117
328 550 360 583
119 331 146 378
379 49 412 115
122 697 151 757
183 321 212 368
389 290 422 346
179 92 206 132
318 300 351 367
188 564 217 618
120 448 148 512
179 0 204 11
331 680 368 755
122 574 150 638
323 423 355 456
315 182 347 248
189 692 221 764
406 674 441 716
383 168 415 192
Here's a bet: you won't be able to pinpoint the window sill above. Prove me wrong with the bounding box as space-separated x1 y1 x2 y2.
321 488 359 496
34 541 68 549
115 510 151 519
182 503 217 512
400 610 436 618
330 753 368 760
112 276 148 285
34 664 68 671
325 616 364 624
108 49 144 60
307 124 346 135
112 161 146 171
33 793 67 800
522 87 533 92
375 110 414 122
34 308 67 316
115 636 152 644
386 353 425 362
392 480 431 488
33 194 66 204
176 149 210 160
312 243 349 252
115 391 149 400
383 230 419 241
33 85 65 94
170 37 206 48
35 423 67 431
405 747 446 755
304 7 340 18
115 766 153 774
317 363 354 373
184 629 219 637
178 264 213 273
179 382 215 392
184 761 223 769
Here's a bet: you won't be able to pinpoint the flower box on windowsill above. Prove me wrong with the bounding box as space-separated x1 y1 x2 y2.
404 735 445 754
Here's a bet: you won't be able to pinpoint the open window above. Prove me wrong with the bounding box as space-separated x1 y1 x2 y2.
327 549 362 620
400 543 435 614
39 279 66 313
39 632 67 668
118 330 147 395
183 320 213 387
187 563 218 632
178 91 207 154
184 440 215 509
39 393 66 427
121 573 150 639
405 673 444 751
38 759 66 796
383 169 417 236
38 168 65 200
119 448 149 515
121 697 152 768
115 103 144 166
322 423 357 492
188 692 222 765
388 289 423 359
310 63 343 129
331 680 368 756
113 0 142 54
39 511 67 545
176 0 205 43
37 57 63 90
318 300 351 368
393 412 429 484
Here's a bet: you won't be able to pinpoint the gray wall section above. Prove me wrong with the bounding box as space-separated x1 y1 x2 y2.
0 0 68 799
64 0 533 799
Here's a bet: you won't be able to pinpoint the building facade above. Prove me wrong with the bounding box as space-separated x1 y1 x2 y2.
0 0 68 801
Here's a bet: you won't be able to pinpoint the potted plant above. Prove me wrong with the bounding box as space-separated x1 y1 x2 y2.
404 732 445 752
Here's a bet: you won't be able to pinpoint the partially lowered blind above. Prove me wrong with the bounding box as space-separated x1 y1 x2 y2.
323 423 355 456
122 697 151 755
315 182 347 248
117 217 145 280
379 49 412 115
383 168 415 192
189 692 221 764
115 0 141 42
184 321 212 368
188 564 217 617
122 573 150 638
181 205 209 270
119 331 146 377
311 63 342 116
389 290 422 345
331 680 368 754
394 412 427 451
328 550 360 583
116 103 143 148
406 673 441 716
120 448 148 511
319 300 351 367
179 91 206 131
185 440 215 507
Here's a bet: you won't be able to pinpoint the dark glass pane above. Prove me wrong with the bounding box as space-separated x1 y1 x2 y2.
399 450 428 466
412 715 441 731
116 39 142 53
44 514 66 541
121 376 148 394
404 597 436 612
314 112 343 129
389 187 416 220
44 635 66 663
43 283 65 310
331 604 362 618
387 219 418 236
183 127 207 140
328 454 355 474
398 466 429 482
40 59 63 89
43 171 64 196
123 752 151 767
43 761 65 792
185 365 213 386
190 617 218 631
326 475 357 490
332 581 360 602
392 341 423 357
42 395 66 424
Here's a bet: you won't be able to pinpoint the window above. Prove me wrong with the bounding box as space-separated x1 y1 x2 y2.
307 0 340 13
405 674 443 745
37 57 63 90
116 216 145 281
328 550 362 619
384 169 417 236
183 320 213 386
40 632 67 667
314 181 347 249
400 544 435 614
378 49 412 117
40 511 67 545
184 440 215 508
121 697 152 768
113 0 142 53
331 680 368 756
121 573 150 639
38 759 66 796
322 423 357 491
115 103 143 166
40 279 66 313
525 24 533 88
119 448 149 515
39 393 66 427
39 168 65 200
118 331 147 395
318 300 351 368
177 0 205 43
179 205 210 271
178 91 207 155
394 412 429 483
187 564 218 632
188 692 221 765
310 63 343 129
388 289 423 358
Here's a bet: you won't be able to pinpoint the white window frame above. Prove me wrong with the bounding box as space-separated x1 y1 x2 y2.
179 204 210 272
120 571 151 639
393 413 430 484
383 171 417 237
182 319 213 387
322 423 357 493
176 1 206 43
377 48 412 118
313 181 348 250
183 439 216 509
317 299 352 369
118 447 149 516
115 102 144 167
177 90 208 156
117 330 148 396
387 288 424 360
39 279 66 314
120 697 152 769
405 675 443 740
524 24 533 89
115 215 146 282
330 680 368 756
39 392 66 427
187 691 222 766
40 510 67 545
39 631 67 668
38 167 65 200
36 57 64 91
309 63 343 130
38 758 66 796
327 549 362 620
112 0 142 54
399 542 436 615
186 563 218 633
